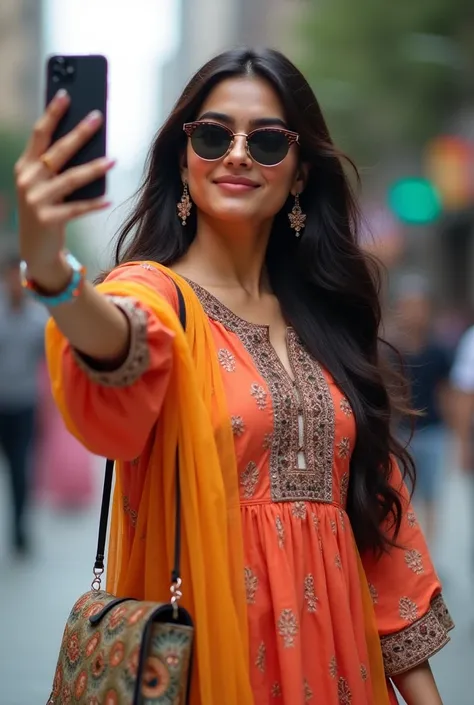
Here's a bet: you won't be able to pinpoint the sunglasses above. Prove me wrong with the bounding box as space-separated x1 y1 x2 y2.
183 121 299 167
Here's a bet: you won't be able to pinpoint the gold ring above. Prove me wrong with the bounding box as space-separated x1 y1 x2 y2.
40 153 57 174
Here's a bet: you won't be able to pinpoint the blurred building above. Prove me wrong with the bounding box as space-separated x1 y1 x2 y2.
0 0 43 127
161 0 305 119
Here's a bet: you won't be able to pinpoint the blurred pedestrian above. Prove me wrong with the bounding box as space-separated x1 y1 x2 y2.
0 254 47 555
449 323 474 570
391 274 452 546
34 360 95 511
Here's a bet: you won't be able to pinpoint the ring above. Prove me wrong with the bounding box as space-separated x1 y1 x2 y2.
40 152 57 174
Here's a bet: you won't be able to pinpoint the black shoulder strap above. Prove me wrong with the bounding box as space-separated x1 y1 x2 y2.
93 282 187 588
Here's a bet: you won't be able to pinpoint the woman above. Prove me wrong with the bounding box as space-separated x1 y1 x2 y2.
15 48 452 705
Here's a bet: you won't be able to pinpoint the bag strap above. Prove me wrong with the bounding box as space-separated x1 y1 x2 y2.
92 282 187 603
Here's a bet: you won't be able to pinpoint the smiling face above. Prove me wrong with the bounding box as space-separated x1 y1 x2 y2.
181 76 305 227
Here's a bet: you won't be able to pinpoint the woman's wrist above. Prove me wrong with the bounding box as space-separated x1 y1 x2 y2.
24 252 74 295
392 661 443 705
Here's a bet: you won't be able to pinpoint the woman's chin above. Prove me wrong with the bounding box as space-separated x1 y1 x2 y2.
204 202 263 224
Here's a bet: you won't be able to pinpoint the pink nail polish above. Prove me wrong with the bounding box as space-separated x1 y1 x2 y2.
86 110 102 123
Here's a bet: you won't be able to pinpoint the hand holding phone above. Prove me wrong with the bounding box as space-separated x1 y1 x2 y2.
45 54 108 201
14 54 113 287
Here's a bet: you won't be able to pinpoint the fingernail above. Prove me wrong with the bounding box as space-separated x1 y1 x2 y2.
86 110 102 123
55 89 68 100
104 158 116 168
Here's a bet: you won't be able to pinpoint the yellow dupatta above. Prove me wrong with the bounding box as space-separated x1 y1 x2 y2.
45 261 390 705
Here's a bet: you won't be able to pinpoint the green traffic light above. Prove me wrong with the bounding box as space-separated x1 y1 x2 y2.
388 178 442 225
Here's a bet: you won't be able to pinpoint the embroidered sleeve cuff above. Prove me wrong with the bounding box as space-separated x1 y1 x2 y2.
380 594 454 676
73 295 149 387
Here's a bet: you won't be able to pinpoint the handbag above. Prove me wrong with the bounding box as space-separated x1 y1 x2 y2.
47 284 194 705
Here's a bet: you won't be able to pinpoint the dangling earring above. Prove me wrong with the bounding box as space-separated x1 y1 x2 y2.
177 181 192 226
288 193 306 237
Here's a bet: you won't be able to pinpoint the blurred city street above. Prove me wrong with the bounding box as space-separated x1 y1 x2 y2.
0 454 472 705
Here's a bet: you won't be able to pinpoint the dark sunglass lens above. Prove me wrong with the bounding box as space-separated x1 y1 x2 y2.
248 130 289 165
190 124 230 160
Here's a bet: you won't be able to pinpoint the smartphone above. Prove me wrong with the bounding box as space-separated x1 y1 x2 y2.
45 54 108 201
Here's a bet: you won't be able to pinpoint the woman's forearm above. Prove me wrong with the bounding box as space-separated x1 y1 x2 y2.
392 661 443 705
30 255 130 361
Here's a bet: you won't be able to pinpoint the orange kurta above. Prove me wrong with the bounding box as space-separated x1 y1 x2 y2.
50 263 453 705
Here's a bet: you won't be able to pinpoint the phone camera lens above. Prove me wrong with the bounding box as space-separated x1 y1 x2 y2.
52 57 76 83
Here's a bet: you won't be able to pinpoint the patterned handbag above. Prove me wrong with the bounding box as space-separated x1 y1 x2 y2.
47 285 194 705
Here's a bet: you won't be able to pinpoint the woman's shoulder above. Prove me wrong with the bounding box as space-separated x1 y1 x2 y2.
103 261 179 309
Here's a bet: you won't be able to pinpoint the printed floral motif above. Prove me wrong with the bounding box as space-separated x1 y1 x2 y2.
276 516 285 548
263 433 273 450
271 682 282 697
338 676 352 704
340 398 352 416
329 656 338 678
128 607 147 626
141 657 170 699
381 594 454 676
107 605 127 634
61 683 72 704
335 554 342 570
67 633 81 666
256 642 266 672
218 348 236 372
330 519 337 535
104 689 119 705
399 597 419 623
250 382 268 410
245 567 259 604
304 678 313 701
109 641 125 667
47 591 193 705
337 437 351 459
304 575 319 613
52 663 63 698
407 511 417 527
240 461 259 499
368 583 379 605
360 664 368 681
91 652 106 680
278 609 299 648
339 509 346 531
312 513 320 531
85 632 101 659
231 415 245 437
123 495 138 528
340 473 349 507
405 549 424 575
292 501 307 519
74 670 88 700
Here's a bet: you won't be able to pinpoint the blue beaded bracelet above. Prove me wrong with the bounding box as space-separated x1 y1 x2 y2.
20 252 86 307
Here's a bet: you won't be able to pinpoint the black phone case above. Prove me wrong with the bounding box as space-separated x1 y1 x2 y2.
45 54 108 201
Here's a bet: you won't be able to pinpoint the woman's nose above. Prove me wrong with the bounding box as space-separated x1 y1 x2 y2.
224 134 251 166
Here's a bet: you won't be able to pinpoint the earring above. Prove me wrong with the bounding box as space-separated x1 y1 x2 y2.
288 193 306 237
177 181 192 226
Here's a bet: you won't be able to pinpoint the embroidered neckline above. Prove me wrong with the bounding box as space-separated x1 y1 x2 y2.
185 276 336 504
183 276 292 333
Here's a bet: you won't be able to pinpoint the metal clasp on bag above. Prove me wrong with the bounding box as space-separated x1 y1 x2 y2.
170 577 182 619
91 567 104 591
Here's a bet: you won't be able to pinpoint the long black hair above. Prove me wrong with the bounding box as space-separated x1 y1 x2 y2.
110 47 414 556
